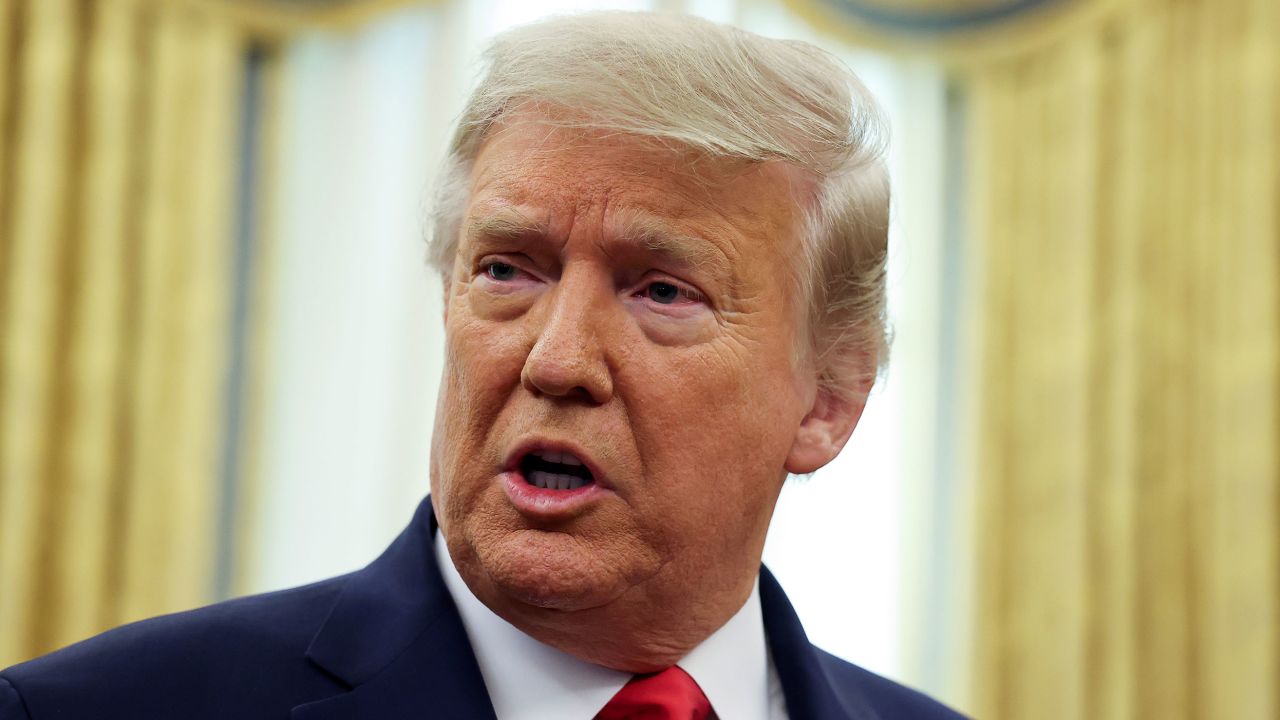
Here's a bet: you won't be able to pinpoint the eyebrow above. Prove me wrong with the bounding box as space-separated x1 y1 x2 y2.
465 210 549 242
465 207 735 285
614 214 733 281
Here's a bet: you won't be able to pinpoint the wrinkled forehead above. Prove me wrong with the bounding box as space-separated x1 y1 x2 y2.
464 109 817 247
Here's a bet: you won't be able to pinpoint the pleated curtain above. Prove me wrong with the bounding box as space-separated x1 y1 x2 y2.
0 0 244 666
963 0 1279 717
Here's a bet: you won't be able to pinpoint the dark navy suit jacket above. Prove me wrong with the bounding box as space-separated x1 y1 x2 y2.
1 498 964 719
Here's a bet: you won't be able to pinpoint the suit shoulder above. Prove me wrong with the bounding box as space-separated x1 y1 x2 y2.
815 649 968 719
1 576 350 719
0 677 30 720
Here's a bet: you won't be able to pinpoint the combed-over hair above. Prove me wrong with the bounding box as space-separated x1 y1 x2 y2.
427 11 890 398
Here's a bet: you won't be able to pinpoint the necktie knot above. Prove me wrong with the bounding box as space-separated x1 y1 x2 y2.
594 666 712 720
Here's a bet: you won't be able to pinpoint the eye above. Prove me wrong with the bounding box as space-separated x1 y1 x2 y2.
646 282 680 304
636 279 706 308
485 262 518 281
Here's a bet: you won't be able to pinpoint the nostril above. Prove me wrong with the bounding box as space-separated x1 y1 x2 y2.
520 353 611 404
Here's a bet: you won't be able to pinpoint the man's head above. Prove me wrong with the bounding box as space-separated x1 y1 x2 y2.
426 11 889 671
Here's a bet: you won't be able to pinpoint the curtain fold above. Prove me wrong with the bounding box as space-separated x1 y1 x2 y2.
0 0 245 666
965 0 1279 717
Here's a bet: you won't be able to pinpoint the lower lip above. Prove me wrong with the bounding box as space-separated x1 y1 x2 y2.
502 471 609 520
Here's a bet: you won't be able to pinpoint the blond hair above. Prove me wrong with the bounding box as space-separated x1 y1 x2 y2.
428 11 890 398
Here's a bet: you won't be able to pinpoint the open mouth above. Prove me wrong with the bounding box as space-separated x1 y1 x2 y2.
519 449 596 491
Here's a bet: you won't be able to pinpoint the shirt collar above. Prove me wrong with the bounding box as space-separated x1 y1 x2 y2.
434 534 773 720
678 570 773 720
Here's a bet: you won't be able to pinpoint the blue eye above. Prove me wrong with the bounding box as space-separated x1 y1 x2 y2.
486 262 517 281
646 282 680 304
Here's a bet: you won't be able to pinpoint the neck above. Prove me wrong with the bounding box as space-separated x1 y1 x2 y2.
487 586 754 673
440 538 760 673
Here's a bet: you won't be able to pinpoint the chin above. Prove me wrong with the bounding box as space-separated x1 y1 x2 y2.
472 528 651 612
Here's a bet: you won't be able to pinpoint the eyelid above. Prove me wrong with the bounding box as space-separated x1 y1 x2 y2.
476 254 543 281
640 275 710 306
667 281 706 304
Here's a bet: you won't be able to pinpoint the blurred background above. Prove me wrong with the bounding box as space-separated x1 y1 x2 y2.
0 0 1276 717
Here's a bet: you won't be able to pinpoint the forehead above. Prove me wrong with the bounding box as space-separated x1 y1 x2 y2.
464 115 812 263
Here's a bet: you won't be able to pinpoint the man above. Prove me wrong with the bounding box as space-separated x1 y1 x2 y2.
1 11 963 719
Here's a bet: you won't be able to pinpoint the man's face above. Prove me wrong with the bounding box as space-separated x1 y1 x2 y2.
430 113 834 662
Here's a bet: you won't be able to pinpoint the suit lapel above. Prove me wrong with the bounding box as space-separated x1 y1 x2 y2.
760 567 881 720
292 499 497 720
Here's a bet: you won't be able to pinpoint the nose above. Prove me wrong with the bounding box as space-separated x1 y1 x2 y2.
520 270 614 404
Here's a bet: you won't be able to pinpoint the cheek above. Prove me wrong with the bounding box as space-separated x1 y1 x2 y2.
627 335 803 521
434 307 530 512
445 294 532 410
442 325 518 437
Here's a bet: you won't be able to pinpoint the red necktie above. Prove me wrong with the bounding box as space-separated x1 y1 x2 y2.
594 666 713 720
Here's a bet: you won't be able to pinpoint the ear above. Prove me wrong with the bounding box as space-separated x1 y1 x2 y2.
784 377 872 475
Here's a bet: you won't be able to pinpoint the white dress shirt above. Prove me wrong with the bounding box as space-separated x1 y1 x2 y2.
435 535 790 719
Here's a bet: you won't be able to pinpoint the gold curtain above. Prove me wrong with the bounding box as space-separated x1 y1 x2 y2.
965 0 1279 717
184 0 432 37
0 0 245 666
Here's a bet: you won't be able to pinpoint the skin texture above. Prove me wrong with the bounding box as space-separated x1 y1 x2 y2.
429 111 869 672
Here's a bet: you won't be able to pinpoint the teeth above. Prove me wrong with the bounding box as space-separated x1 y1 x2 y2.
534 449 585 467
528 470 587 491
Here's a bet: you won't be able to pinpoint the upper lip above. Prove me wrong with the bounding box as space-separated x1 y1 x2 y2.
504 436 611 489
